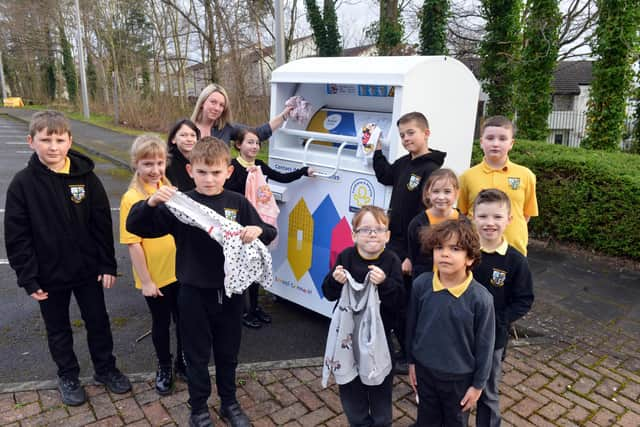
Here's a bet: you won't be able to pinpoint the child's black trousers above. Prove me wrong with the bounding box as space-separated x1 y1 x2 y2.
414 363 472 427
179 285 243 414
339 373 393 427
144 281 183 367
38 280 117 379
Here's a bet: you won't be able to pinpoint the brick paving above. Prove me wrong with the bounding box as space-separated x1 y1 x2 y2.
1 305 638 427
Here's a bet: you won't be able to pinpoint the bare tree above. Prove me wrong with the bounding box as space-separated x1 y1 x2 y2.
557 0 597 60
161 0 219 82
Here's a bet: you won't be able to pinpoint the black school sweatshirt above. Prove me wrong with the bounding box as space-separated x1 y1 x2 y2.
126 189 277 289
225 158 308 195
472 246 534 349
373 149 446 260
4 150 117 295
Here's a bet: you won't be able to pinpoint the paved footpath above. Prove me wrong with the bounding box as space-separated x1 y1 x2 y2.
0 108 639 426
0 299 638 427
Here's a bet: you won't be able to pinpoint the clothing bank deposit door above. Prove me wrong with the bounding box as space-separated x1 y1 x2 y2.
266 56 479 317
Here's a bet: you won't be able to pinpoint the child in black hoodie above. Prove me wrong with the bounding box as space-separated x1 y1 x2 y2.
4 111 131 406
373 111 446 372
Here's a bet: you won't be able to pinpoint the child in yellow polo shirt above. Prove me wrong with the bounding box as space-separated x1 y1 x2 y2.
458 116 538 255
119 134 184 395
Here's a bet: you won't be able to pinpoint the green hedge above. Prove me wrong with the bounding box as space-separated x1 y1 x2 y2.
470 140 640 260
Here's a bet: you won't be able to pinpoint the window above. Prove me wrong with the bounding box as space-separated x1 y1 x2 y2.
552 95 575 111
554 133 564 145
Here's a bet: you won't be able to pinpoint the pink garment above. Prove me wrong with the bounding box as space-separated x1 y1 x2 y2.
246 166 280 247
285 96 312 124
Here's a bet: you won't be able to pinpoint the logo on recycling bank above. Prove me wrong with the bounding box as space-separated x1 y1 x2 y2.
349 178 374 212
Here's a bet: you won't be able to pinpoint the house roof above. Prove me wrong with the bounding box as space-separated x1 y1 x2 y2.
552 61 592 94
342 44 376 57
458 57 593 95
252 35 314 59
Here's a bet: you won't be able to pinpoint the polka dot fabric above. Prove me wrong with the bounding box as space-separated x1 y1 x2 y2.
165 191 273 296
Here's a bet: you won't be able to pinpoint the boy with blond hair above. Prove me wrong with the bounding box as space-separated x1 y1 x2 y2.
5 111 131 406
458 115 538 255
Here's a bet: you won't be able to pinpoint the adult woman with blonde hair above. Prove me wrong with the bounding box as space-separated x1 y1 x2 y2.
191 83 291 144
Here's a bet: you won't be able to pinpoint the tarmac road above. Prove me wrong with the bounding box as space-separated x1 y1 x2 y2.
0 115 329 383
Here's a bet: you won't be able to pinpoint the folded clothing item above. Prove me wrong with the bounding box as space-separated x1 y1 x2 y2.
285 96 313 124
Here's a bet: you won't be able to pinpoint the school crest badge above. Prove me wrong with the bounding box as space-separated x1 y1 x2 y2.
69 185 86 203
406 174 421 191
508 177 520 190
224 208 238 222
491 268 507 287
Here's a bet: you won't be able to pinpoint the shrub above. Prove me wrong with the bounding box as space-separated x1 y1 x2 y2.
471 140 640 260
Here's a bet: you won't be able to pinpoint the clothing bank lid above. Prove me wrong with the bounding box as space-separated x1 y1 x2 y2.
271 56 475 87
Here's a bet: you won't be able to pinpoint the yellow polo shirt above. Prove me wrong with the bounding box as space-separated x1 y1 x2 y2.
433 271 473 298
458 158 538 256
119 184 177 289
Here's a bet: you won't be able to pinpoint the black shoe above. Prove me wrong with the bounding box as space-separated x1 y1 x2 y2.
94 369 132 394
253 306 272 324
189 411 214 427
58 376 87 406
242 313 262 329
393 359 409 375
155 365 174 396
174 359 188 382
220 402 251 427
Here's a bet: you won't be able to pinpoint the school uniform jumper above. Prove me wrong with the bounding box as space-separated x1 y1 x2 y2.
126 189 276 414
472 241 534 427
322 247 403 427
166 145 194 191
373 148 445 356
4 150 119 380
406 272 495 427
225 157 309 195
458 158 538 255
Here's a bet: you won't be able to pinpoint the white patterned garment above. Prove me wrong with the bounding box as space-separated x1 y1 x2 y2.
321 271 392 388
284 95 313 123
165 191 273 297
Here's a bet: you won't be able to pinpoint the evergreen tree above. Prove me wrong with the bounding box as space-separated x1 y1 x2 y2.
304 0 342 56
419 0 449 55
377 0 403 55
44 60 56 101
323 0 341 56
40 23 56 102
479 0 522 118
305 0 327 55
516 0 561 140
583 0 640 151
59 26 78 103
